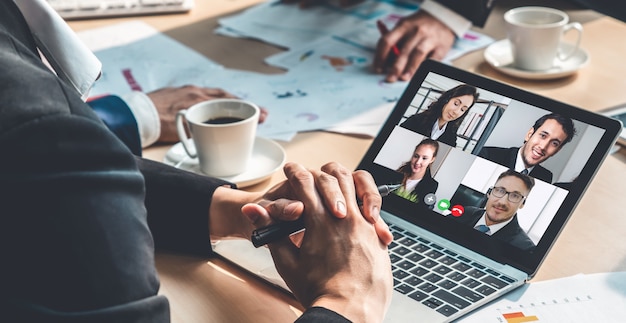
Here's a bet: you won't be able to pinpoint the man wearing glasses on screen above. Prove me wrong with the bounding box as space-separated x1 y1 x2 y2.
454 169 536 251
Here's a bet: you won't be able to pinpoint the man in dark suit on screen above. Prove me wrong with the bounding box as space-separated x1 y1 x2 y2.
454 170 536 251
478 113 576 183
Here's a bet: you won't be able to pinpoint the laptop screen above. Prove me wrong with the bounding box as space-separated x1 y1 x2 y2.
358 60 621 277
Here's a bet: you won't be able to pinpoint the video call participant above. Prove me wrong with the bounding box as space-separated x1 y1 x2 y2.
400 84 479 147
453 169 536 251
478 113 576 184
394 138 439 206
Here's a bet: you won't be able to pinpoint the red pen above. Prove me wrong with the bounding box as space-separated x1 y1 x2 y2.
376 20 400 56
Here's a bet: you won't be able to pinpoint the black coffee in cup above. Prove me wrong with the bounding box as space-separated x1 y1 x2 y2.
176 99 259 176
203 116 244 124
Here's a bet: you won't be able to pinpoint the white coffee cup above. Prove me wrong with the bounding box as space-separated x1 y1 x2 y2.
504 6 583 71
175 99 260 177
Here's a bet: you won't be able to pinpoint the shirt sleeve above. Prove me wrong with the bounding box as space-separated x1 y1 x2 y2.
121 91 161 148
87 91 162 153
420 0 472 38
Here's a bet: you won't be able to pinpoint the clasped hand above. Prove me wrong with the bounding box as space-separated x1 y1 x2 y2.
242 162 393 322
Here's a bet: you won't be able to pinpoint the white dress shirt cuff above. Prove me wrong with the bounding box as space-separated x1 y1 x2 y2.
121 91 161 148
420 0 472 38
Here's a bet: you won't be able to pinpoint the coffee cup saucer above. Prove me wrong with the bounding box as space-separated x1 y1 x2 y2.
164 137 286 188
483 39 589 80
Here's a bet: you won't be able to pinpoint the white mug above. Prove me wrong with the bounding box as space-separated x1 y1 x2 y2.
504 6 583 71
176 99 260 177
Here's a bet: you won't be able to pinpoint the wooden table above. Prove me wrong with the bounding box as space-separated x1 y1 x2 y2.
69 1 626 321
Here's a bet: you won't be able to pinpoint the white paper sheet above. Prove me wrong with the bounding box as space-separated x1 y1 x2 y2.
458 272 626 322
78 0 494 140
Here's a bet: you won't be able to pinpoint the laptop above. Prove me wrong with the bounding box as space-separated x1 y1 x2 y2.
213 59 622 322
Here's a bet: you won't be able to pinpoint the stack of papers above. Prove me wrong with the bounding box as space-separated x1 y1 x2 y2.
81 1 494 141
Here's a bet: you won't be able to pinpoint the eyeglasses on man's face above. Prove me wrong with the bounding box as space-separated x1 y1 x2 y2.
489 186 525 203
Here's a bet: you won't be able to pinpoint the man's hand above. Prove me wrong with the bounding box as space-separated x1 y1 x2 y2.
242 162 392 322
374 11 455 83
147 85 268 143
243 162 393 246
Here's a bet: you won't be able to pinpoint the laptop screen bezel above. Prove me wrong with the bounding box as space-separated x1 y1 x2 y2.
357 59 622 277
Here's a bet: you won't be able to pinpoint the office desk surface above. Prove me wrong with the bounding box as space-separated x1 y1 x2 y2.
69 1 626 322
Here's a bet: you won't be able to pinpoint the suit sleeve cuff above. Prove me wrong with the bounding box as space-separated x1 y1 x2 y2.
121 91 161 148
87 95 142 155
296 307 351 323
420 0 472 38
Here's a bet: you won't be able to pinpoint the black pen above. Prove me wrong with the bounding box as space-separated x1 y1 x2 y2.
251 184 401 247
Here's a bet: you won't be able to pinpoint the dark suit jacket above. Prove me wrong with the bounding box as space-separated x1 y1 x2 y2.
437 0 626 28
454 206 536 251
0 2 345 322
478 146 553 183
400 112 458 147
436 0 494 27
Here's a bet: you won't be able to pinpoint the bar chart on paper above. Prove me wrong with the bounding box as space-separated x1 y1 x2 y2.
492 294 600 322
458 273 626 323
502 312 540 323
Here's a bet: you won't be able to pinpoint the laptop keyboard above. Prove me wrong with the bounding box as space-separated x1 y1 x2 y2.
388 224 516 317
47 0 194 20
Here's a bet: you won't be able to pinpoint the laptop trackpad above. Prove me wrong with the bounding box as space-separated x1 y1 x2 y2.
384 291 447 322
